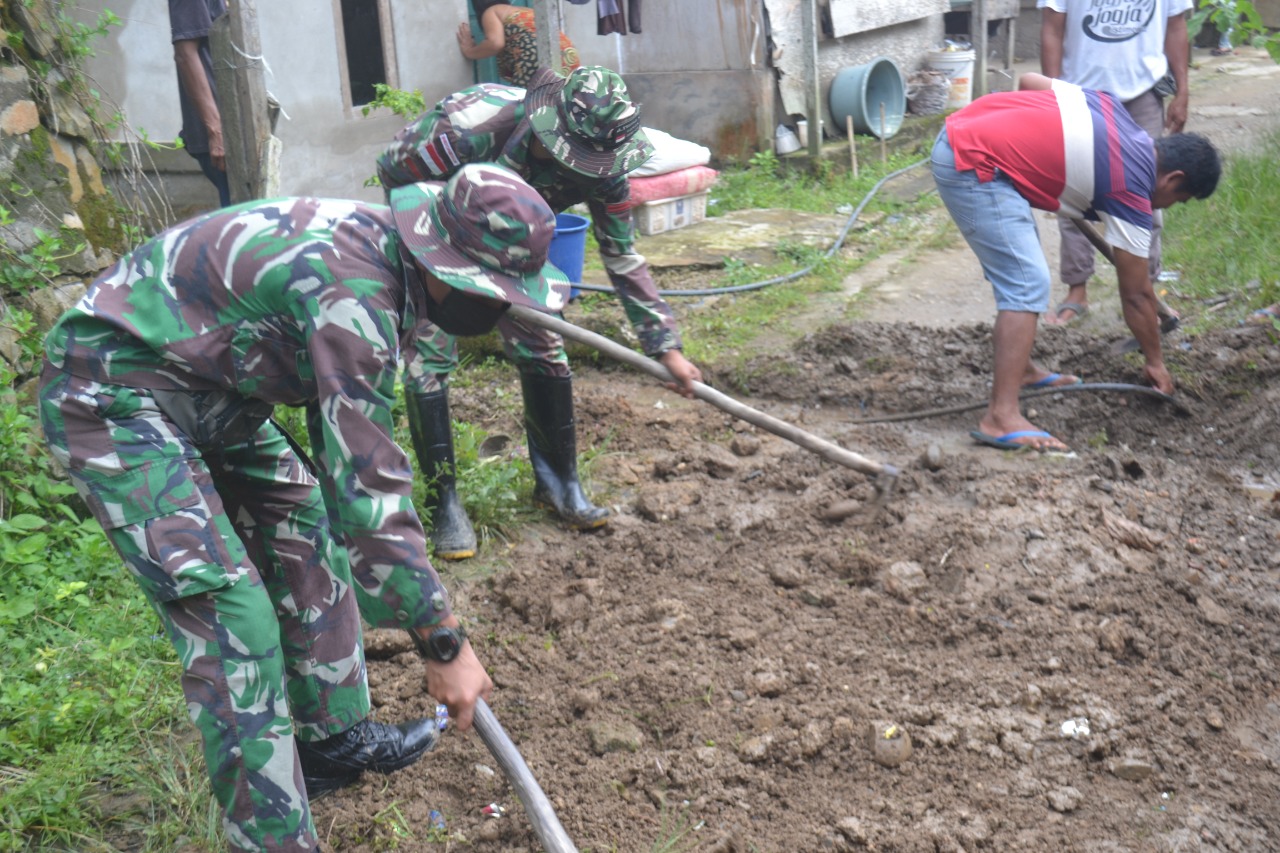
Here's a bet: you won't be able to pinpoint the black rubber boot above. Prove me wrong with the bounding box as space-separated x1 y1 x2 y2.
297 717 438 798
406 386 477 560
520 372 610 529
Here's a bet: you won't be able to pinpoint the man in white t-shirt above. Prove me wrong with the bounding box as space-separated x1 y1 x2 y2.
1038 0 1191 325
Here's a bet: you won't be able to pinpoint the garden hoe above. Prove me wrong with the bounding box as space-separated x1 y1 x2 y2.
506 305 901 510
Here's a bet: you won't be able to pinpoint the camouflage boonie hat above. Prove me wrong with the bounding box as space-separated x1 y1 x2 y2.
389 163 569 313
525 66 654 178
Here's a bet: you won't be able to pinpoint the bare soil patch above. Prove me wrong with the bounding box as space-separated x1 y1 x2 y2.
318 318 1280 852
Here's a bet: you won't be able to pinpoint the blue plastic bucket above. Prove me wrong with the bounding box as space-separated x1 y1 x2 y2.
548 212 589 299
829 57 906 140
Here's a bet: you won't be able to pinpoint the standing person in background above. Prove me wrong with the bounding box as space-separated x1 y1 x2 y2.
169 0 230 207
377 66 702 561
1211 0 1237 56
1038 0 1192 326
456 1 581 87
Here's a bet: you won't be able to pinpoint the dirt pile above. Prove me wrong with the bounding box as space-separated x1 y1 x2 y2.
319 319 1280 852
314 45 1280 853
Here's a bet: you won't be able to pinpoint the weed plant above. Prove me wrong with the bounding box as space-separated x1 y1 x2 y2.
1163 130 1280 321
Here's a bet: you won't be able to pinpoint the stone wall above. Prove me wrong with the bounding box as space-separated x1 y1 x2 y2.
0 0 131 390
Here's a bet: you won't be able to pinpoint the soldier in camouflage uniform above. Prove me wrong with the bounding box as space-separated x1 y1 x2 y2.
378 65 702 560
38 164 568 853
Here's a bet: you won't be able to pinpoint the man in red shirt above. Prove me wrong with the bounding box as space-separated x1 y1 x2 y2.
932 73 1220 452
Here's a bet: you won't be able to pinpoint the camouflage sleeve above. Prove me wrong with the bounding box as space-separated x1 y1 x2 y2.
586 178 683 357
375 86 517 190
304 294 451 631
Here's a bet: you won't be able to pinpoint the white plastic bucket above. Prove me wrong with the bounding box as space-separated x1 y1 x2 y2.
926 49 976 110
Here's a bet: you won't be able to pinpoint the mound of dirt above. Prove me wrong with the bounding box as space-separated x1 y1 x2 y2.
316 320 1280 852
312 46 1280 853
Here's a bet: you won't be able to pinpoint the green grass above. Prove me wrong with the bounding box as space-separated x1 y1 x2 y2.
711 149 928 217
674 207 944 382
0 501 218 849
1162 130 1280 324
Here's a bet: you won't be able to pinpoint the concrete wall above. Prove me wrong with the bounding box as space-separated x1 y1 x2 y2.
76 1 952 207
558 1 771 163
80 0 460 202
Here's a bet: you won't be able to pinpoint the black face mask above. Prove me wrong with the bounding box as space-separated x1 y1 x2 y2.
425 288 509 337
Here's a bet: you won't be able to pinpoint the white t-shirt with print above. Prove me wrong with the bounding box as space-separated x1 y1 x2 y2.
1038 0 1192 101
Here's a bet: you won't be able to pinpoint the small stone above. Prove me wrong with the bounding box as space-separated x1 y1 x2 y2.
569 688 599 714
821 499 863 522
1047 786 1083 813
737 733 774 762
869 722 913 768
799 586 836 607
730 433 762 457
1098 621 1128 657
586 720 644 755
768 564 804 588
752 670 787 697
883 561 928 601
921 443 945 471
1113 757 1155 781
1197 596 1231 627
474 820 502 842
836 816 868 844
1206 712 1225 731
702 444 741 479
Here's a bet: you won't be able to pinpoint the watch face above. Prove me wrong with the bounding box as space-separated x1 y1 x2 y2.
429 627 463 662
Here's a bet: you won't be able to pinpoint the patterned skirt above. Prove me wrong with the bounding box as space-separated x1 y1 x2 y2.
497 8 580 88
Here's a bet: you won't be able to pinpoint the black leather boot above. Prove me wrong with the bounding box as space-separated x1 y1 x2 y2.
406 386 477 560
297 717 438 797
520 372 609 529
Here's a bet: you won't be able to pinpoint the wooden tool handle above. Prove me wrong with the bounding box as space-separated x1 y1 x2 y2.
473 697 578 853
507 305 895 478
1070 219 1177 321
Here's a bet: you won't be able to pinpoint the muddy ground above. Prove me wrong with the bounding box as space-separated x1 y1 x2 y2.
312 51 1280 853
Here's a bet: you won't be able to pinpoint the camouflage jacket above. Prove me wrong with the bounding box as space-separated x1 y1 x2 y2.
45 198 451 631
376 82 682 356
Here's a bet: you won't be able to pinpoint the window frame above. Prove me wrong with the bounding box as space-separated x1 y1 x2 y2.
332 0 400 115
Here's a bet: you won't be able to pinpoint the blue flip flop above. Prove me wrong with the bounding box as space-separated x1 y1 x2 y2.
1024 372 1082 390
970 430 1071 453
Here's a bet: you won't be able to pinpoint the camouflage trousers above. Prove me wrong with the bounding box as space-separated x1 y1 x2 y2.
38 366 370 853
406 307 570 393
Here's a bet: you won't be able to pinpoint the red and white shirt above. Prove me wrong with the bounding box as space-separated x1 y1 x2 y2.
945 80 1157 258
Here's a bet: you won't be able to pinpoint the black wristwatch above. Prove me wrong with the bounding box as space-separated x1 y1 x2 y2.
412 625 468 663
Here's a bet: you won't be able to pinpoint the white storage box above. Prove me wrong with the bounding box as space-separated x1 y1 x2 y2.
633 190 709 236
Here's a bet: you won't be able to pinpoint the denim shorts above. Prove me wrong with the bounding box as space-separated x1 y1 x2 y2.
930 128 1050 314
